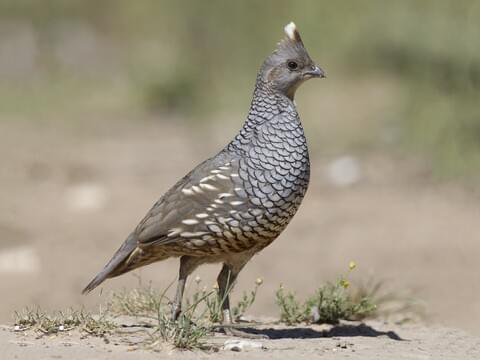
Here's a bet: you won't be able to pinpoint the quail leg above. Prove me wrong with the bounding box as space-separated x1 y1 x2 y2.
216 263 268 339
171 277 186 321
171 256 202 321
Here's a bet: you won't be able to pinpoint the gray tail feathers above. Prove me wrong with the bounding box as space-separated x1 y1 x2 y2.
82 233 137 294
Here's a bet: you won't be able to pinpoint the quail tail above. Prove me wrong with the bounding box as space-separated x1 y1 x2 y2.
82 233 137 294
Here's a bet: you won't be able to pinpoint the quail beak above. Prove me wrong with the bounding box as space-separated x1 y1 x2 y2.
304 65 326 79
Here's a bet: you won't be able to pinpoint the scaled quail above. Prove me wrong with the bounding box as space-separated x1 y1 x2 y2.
83 22 325 337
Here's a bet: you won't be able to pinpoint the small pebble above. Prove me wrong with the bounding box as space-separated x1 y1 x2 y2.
223 339 264 352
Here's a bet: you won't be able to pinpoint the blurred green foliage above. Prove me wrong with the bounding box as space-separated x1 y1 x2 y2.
0 0 479 178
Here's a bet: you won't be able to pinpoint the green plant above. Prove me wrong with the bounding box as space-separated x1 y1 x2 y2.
275 286 311 325
276 262 377 325
201 285 223 324
151 313 209 350
306 280 376 324
150 293 211 350
186 275 263 324
232 277 263 321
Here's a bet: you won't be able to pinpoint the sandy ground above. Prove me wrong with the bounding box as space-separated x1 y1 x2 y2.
2 318 480 359
1 118 480 346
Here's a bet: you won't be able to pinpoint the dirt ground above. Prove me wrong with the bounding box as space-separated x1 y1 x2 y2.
1 119 480 343
2 318 480 359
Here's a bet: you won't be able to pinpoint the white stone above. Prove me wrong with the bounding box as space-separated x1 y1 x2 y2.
223 339 265 352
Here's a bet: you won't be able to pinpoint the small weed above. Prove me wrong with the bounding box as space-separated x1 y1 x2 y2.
306 280 376 324
232 277 263 321
197 284 223 324
151 291 211 350
13 307 116 337
186 275 263 323
276 262 377 325
151 313 209 350
275 286 311 325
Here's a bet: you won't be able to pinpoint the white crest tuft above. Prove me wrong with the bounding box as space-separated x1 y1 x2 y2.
284 22 297 40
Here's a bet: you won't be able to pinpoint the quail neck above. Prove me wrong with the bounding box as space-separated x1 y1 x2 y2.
227 75 301 155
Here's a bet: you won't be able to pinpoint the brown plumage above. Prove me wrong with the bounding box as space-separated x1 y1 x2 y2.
83 22 325 337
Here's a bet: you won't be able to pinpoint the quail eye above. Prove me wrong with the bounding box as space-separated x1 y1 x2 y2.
287 61 298 70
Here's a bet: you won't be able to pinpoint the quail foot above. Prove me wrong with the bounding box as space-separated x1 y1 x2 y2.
83 22 325 339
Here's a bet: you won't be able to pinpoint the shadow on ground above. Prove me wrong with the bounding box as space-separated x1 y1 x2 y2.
241 323 403 340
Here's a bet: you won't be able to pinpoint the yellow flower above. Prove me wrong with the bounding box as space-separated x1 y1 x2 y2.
340 279 350 289
255 277 264 286
349 261 357 271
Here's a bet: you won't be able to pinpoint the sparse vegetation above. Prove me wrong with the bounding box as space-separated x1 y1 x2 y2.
150 312 210 350
108 275 264 325
13 270 420 349
13 307 116 337
275 262 425 326
102 276 264 349
106 280 211 349
276 262 377 325
232 277 263 321
306 280 376 324
275 286 311 325
149 292 211 350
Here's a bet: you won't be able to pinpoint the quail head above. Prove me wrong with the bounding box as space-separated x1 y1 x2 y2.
83 22 325 338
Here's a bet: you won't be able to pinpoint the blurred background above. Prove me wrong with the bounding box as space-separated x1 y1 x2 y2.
1 0 480 334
